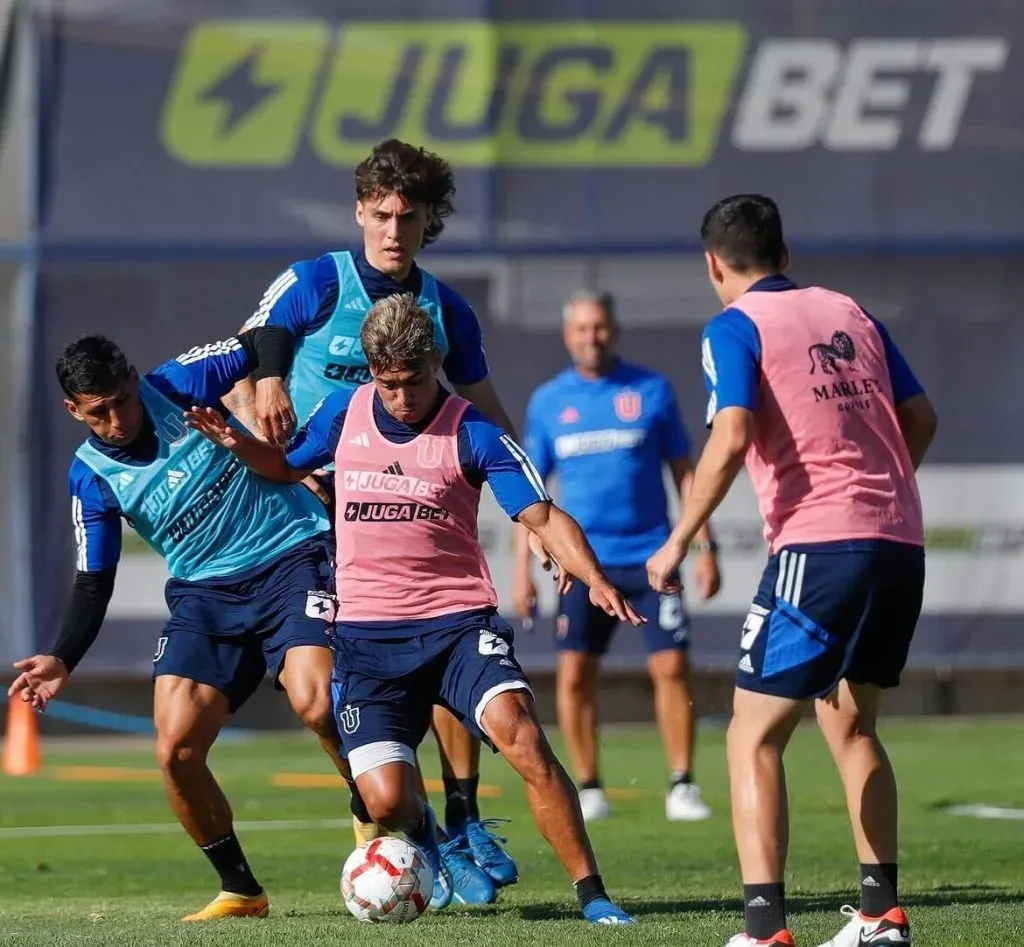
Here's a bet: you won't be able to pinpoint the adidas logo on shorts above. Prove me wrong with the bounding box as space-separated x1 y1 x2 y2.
738 654 754 674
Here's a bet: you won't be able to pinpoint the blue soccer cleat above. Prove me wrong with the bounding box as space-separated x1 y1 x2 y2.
582 898 637 925
440 836 497 906
457 818 519 887
411 805 453 911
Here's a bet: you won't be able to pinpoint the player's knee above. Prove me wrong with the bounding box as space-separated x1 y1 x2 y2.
155 732 208 777
648 649 688 685
360 777 417 830
557 656 595 696
290 685 334 737
488 695 552 777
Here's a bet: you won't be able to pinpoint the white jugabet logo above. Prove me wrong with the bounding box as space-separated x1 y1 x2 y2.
479 632 510 657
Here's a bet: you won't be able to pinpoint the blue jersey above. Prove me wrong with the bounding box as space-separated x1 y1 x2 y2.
701 274 925 424
243 248 489 425
525 361 692 567
70 340 329 582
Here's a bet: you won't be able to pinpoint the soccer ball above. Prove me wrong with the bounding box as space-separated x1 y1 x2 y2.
341 837 433 923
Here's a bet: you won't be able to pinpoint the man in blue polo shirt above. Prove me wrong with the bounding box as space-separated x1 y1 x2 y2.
514 291 722 823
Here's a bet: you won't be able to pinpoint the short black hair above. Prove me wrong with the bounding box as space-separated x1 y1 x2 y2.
56 335 131 400
700 194 786 273
354 139 456 246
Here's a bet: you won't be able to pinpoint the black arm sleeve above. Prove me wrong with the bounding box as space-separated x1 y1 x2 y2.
50 569 116 673
238 326 296 383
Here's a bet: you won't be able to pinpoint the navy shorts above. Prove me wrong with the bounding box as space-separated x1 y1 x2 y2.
557 565 689 655
736 540 925 700
152 536 336 712
332 611 532 769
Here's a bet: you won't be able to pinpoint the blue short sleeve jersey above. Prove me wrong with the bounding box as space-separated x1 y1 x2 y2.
525 361 692 567
69 339 328 581
243 249 489 424
701 275 926 426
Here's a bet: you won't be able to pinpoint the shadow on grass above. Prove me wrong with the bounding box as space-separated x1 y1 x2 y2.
519 884 1023 922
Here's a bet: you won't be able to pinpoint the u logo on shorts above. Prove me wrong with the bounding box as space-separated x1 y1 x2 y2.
339 703 361 735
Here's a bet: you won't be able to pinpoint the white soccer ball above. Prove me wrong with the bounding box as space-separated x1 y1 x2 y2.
341 837 433 923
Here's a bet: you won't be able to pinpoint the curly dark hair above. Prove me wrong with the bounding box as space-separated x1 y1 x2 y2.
354 139 456 247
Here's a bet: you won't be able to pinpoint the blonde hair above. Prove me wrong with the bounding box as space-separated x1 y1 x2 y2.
360 292 438 373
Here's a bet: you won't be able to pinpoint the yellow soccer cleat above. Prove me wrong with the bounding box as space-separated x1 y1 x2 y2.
353 815 386 847
181 890 270 921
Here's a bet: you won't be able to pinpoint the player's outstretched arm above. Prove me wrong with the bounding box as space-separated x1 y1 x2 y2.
517 501 645 626
648 406 752 593
9 568 116 711
184 405 308 484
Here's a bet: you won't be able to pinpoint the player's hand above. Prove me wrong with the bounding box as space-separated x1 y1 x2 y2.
300 470 332 507
694 550 722 601
8 655 68 711
647 537 688 594
254 377 297 447
528 532 573 595
512 571 538 620
589 581 646 627
184 406 241 450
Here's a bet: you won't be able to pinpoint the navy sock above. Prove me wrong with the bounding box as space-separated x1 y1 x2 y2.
574 874 608 910
744 882 786 940
199 831 262 896
860 863 898 917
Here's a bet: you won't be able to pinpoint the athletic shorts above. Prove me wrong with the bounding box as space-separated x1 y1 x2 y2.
736 540 925 700
152 535 336 712
331 610 532 777
556 565 689 655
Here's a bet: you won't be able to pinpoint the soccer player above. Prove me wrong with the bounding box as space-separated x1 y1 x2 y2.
222 138 517 895
8 330 343 921
646 195 937 947
187 293 642 925
513 291 722 823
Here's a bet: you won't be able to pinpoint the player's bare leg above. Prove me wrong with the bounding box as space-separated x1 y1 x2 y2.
481 689 633 923
433 705 519 889
556 652 600 783
815 681 910 945
278 646 382 844
154 675 268 920
649 649 711 821
727 687 804 942
355 758 454 910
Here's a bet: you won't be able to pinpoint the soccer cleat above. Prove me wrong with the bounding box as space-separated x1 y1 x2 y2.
455 818 519 887
724 930 796 946
413 806 453 911
578 787 611 822
582 897 636 925
666 782 712 821
440 836 497 905
352 815 385 847
816 905 911 946
181 890 269 921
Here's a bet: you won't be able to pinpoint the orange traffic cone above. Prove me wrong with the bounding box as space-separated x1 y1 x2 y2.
2 696 42 776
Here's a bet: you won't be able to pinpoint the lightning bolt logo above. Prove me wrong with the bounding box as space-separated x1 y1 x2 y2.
161 21 330 167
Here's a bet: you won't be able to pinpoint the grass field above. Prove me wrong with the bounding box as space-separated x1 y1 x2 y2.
1 719 1022 945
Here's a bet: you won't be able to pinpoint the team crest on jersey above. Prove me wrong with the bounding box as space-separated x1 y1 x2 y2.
559 406 580 424
416 436 445 469
613 392 642 422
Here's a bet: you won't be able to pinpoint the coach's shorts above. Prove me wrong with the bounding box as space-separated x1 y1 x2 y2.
737 540 925 700
557 565 689 656
152 535 336 712
331 611 532 776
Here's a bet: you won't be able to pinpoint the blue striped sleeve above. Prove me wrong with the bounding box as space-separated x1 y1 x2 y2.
867 315 925 405
149 337 253 405
461 407 550 519
285 389 352 469
701 308 762 427
242 256 336 336
439 282 489 386
69 458 122 572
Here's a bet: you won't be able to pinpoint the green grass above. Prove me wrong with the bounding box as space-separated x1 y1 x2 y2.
1 720 1022 945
